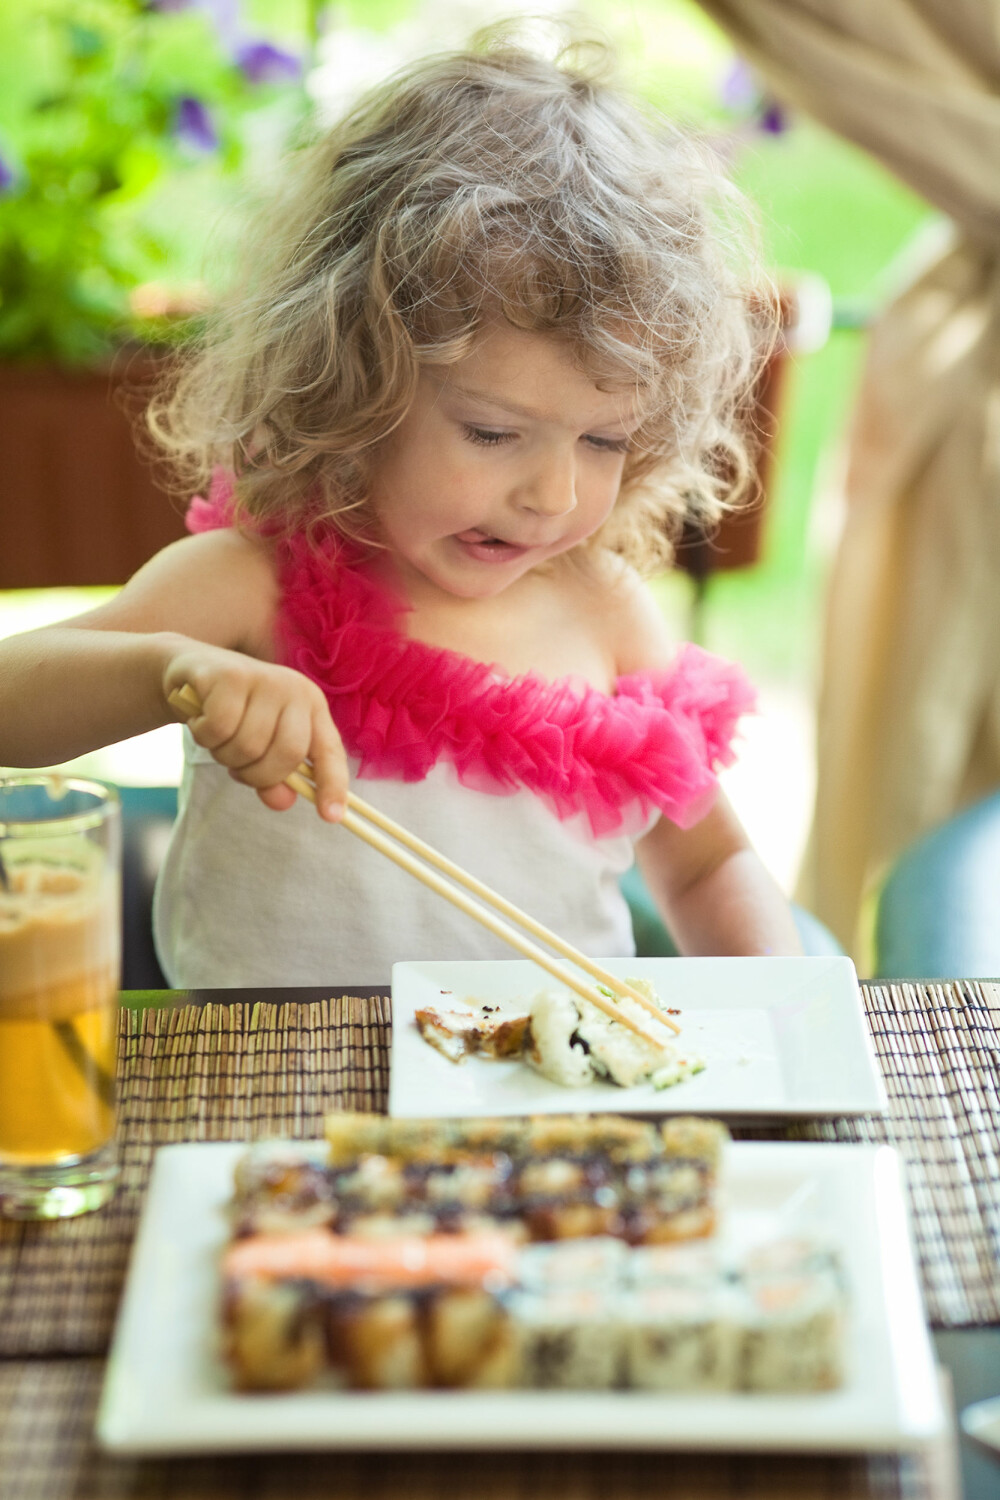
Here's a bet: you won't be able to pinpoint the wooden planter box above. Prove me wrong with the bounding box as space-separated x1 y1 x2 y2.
0 350 188 589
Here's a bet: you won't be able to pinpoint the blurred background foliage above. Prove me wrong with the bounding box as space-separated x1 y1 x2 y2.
0 0 305 362
0 0 936 684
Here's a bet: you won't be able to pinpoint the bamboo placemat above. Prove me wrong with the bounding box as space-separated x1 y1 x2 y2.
0 1359 953 1500
738 979 1000 1328
1 982 998 1360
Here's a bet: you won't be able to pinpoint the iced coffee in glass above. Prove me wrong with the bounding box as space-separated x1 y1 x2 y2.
0 776 121 1218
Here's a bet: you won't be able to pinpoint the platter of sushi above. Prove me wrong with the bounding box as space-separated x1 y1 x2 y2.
390 955 888 1119
98 1111 944 1454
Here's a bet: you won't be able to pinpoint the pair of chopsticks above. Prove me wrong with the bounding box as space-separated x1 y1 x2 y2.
167 684 681 1044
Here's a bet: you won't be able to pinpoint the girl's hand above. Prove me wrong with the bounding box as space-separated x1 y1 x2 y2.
163 646 348 821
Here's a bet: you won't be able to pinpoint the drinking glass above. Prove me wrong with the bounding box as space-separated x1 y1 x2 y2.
0 776 121 1218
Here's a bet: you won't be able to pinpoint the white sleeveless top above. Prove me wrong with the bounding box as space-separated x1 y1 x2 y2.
153 732 642 987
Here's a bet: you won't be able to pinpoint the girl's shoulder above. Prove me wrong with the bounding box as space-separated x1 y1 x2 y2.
86 526 281 661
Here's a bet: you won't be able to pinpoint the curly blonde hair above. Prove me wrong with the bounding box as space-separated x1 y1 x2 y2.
148 22 772 573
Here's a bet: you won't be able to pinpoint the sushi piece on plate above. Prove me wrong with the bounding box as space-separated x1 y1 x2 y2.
525 988 704 1090
415 1004 530 1064
517 1236 628 1291
735 1259 845 1392
510 1289 627 1389
624 1284 740 1392
222 1278 328 1392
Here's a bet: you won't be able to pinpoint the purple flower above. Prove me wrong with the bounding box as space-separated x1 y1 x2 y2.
175 96 218 152
718 57 758 114
0 153 15 194
234 40 301 86
757 99 789 135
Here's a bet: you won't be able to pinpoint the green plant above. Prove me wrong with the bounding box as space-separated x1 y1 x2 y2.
0 0 305 363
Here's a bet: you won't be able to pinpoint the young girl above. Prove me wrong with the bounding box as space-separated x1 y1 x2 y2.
0 28 801 984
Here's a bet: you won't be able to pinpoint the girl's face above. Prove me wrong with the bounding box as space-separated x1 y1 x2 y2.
367 323 637 602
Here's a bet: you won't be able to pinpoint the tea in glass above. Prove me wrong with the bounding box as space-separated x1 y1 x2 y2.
0 777 121 1218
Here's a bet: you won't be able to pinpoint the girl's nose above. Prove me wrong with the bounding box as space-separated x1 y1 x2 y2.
516 451 577 517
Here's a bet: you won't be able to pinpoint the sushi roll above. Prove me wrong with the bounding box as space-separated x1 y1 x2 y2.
525 991 595 1086
517 1236 628 1292
424 1288 520 1388
659 1117 728 1171
525 990 683 1090
628 1242 723 1286
523 1115 663 1161
334 1153 407 1210
573 1001 680 1088
510 1289 627 1388
230 1141 335 1235
222 1278 327 1391
331 1293 427 1389
735 1262 845 1391
624 1283 740 1392
322 1111 699 1167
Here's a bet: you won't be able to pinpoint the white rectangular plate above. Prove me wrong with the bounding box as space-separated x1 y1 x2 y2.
390 956 887 1120
97 1140 945 1455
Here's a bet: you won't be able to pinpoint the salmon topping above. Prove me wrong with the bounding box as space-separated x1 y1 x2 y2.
223 1229 518 1289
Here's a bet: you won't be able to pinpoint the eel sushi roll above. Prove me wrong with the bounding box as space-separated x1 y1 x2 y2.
509 1289 627 1388
230 1141 335 1235
329 1292 428 1390
222 1278 329 1391
328 1286 518 1390
735 1259 845 1392
423 1287 520 1388
624 1283 740 1392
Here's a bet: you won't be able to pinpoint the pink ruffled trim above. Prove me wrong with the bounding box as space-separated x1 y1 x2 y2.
186 475 755 835
185 469 237 534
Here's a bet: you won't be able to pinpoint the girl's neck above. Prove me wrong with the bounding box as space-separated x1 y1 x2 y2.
365 547 618 692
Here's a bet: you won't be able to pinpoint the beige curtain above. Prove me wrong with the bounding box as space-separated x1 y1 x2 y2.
697 0 1000 959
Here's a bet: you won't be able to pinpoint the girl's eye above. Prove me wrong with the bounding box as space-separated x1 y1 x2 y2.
463 425 515 447
585 435 630 454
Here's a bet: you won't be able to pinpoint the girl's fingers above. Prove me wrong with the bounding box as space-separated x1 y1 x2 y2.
173 670 252 752
230 700 310 789
308 714 349 822
166 658 347 820
255 784 298 812
210 688 284 770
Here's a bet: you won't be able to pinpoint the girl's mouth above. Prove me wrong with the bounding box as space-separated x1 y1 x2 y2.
453 529 529 563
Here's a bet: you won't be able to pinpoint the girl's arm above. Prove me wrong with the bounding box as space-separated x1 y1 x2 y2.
635 795 803 957
0 530 349 819
604 566 801 956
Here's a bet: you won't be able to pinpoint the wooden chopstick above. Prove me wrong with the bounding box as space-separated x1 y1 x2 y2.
327 786 681 1034
167 685 679 1045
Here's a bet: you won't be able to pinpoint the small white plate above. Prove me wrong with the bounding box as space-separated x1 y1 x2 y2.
961 1395 1000 1458
389 956 886 1120
97 1141 944 1455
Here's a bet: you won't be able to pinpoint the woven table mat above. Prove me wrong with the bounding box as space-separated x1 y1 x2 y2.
1 982 998 1361
0 1360 950 1500
738 979 1000 1328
